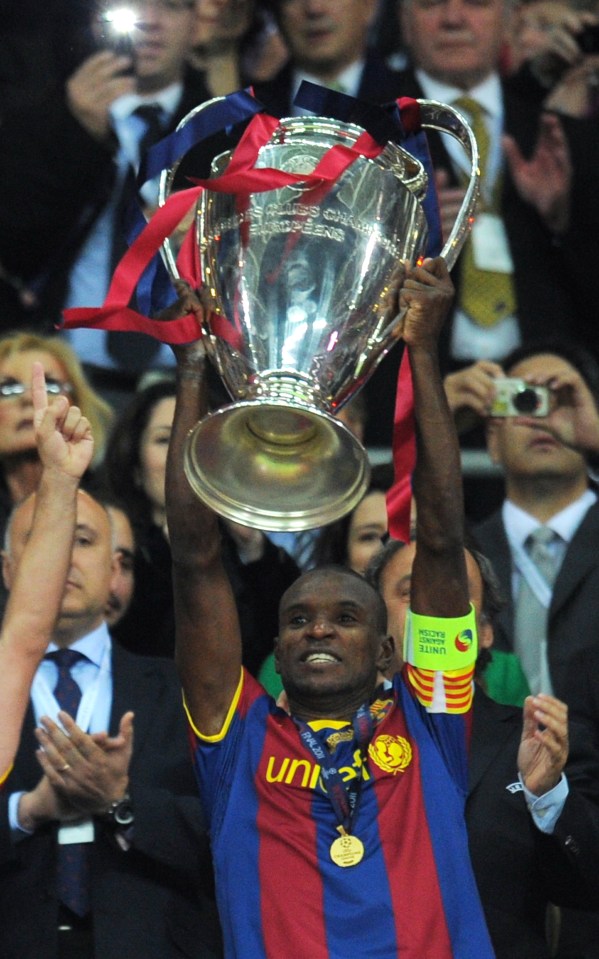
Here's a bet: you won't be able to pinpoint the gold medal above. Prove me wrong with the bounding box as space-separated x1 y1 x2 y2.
330 828 364 868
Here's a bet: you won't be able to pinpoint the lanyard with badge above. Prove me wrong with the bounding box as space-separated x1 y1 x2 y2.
32 644 111 846
294 703 374 868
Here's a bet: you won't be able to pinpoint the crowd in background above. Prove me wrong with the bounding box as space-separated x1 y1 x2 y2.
1 0 599 957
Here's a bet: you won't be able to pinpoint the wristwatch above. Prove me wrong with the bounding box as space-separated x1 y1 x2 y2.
103 794 134 828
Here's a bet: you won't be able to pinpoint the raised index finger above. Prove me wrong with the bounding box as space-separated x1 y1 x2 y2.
31 361 48 425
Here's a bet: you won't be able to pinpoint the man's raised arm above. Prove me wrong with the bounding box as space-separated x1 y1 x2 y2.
166 343 243 737
398 257 469 619
0 363 93 782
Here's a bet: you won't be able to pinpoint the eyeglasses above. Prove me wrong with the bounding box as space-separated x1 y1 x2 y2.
0 378 73 399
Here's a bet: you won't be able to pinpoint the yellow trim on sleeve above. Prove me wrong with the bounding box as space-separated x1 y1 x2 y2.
183 668 245 742
0 763 13 787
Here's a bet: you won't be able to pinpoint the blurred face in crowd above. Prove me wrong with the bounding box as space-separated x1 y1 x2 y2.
4 492 116 644
98 0 196 92
486 353 589 484
193 0 254 48
136 395 175 524
346 490 388 575
0 350 72 458
105 506 136 627
277 0 378 79
399 0 510 90
378 542 492 668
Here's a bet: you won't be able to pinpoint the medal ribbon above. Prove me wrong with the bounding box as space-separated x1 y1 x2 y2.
294 703 373 835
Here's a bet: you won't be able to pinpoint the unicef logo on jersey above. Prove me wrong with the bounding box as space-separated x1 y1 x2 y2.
368 735 413 775
454 628 474 653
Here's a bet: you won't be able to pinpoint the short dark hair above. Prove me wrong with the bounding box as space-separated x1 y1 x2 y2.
365 535 506 675
502 340 599 408
366 537 505 625
281 564 388 635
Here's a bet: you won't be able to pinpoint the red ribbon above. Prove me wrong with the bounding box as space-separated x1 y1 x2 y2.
62 110 398 343
386 349 415 544
62 99 421 534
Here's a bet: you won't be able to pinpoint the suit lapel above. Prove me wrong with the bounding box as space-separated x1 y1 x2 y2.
469 690 520 793
11 701 45 788
474 512 514 647
550 501 599 618
109 643 167 774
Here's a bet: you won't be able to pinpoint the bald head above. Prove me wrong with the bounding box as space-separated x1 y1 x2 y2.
3 489 116 645
280 565 388 637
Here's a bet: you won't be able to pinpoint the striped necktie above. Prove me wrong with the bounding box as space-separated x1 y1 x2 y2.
46 649 91 917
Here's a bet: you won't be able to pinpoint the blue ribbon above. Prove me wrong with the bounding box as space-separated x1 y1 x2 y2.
294 81 442 258
127 83 443 317
130 89 265 314
138 88 264 188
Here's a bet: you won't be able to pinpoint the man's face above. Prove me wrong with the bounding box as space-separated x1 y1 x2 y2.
99 0 196 92
379 543 492 664
400 0 509 90
5 491 116 638
105 506 136 627
277 0 378 78
486 353 589 484
275 569 391 703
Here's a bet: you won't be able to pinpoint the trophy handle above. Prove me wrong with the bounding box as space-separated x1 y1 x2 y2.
157 96 227 283
417 99 481 271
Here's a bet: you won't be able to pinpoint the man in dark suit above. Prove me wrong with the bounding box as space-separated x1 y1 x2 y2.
360 0 599 445
368 536 599 959
0 0 215 404
0 487 221 959
474 341 599 703
253 0 401 116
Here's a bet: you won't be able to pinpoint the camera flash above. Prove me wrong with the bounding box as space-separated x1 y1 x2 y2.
102 6 138 35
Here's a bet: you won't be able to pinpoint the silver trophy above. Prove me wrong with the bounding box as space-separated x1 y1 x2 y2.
160 101 479 530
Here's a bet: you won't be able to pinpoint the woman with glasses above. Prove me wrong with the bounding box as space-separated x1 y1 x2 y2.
0 332 112 617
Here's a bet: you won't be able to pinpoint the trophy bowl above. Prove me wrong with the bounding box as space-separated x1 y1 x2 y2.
161 103 479 530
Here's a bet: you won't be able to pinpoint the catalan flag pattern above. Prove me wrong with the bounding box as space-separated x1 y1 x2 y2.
405 663 475 713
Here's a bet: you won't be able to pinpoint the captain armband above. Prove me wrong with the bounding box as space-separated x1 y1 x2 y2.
403 604 478 671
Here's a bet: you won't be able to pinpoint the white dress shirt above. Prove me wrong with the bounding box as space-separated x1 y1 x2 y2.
63 84 184 370
414 68 521 363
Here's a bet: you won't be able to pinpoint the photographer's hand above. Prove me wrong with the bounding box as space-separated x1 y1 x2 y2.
444 360 504 434
514 364 599 455
66 51 134 142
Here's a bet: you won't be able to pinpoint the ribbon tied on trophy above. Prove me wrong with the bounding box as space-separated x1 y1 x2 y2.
62 84 480 537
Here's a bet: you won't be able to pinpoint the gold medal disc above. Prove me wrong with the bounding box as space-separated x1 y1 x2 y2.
330 833 364 867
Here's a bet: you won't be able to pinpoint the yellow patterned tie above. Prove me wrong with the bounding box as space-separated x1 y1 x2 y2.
454 96 516 327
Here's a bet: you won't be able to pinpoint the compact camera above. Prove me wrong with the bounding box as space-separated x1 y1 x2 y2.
490 378 550 418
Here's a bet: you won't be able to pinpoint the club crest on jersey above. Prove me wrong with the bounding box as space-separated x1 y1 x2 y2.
454 628 474 653
368 734 413 774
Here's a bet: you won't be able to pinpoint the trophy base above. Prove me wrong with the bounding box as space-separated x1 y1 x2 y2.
183 400 371 531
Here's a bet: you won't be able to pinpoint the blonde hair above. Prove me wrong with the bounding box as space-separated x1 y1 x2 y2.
0 332 113 464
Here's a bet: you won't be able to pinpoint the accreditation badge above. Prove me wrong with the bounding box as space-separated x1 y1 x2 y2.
472 213 514 273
